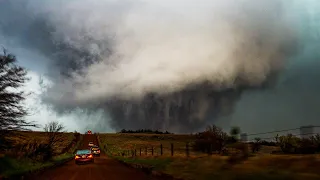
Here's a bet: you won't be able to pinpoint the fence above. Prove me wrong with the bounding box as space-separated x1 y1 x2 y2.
98 125 320 158
103 142 194 157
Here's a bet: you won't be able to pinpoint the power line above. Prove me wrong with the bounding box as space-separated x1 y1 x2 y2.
246 132 320 141
246 125 320 137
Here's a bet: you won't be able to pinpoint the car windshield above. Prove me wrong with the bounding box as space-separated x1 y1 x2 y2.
76 150 91 155
92 146 99 148
89 142 93 144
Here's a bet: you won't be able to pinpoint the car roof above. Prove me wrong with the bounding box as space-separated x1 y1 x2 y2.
76 149 91 154
91 145 99 148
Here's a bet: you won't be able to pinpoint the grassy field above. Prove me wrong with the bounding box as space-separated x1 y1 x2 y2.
0 131 82 178
98 133 320 180
5 131 76 154
0 153 74 178
99 133 197 156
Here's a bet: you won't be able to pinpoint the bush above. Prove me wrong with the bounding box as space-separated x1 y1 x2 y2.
275 133 320 154
251 138 262 153
297 138 317 154
310 134 320 151
275 134 300 154
193 125 228 154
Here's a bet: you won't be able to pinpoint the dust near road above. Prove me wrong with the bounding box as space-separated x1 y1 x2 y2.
25 134 168 180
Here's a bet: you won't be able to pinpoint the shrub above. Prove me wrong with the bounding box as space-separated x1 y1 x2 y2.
297 138 317 154
310 134 320 151
193 125 228 154
275 133 320 154
276 134 300 153
251 138 262 153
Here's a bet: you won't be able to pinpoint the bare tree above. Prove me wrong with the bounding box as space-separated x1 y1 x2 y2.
0 49 36 130
44 121 65 148
251 137 262 153
36 121 66 161
0 49 36 149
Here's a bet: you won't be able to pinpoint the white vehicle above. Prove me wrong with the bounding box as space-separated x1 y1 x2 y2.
88 142 94 147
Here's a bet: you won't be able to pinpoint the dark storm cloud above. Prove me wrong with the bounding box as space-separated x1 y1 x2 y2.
1 0 312 133
0 0 117 79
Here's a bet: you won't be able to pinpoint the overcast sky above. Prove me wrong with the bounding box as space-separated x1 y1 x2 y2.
1 0 320 136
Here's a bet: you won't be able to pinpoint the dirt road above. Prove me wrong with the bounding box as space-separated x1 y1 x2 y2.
25 134 167 180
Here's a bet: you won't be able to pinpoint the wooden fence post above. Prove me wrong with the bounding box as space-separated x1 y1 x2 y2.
207 144 212 155
151 147 154 156
140 148 142 156
131 150 134 157
186 142 189 157
160 144 163 156
145 147 147 155
171 143 174 156
135 149 137 156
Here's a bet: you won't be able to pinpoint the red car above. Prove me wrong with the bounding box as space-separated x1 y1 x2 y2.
74 149 94 164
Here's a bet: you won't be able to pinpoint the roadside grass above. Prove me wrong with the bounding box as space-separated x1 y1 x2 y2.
107 153 320 180
115 156 173 171
0 133 83 178
163 154 320 180
0 153 74 178
98 133 320 180
69 134 83 153
6 131 76 154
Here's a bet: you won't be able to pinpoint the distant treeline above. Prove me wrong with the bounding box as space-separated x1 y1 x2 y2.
118 129 172 134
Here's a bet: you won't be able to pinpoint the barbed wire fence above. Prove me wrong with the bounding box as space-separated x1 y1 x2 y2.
98 125 320 158
241 125 320 142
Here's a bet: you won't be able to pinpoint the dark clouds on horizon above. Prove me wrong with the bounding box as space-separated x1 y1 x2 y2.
0 0 320 133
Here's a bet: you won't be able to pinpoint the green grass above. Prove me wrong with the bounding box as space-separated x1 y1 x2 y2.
0 153 74 178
